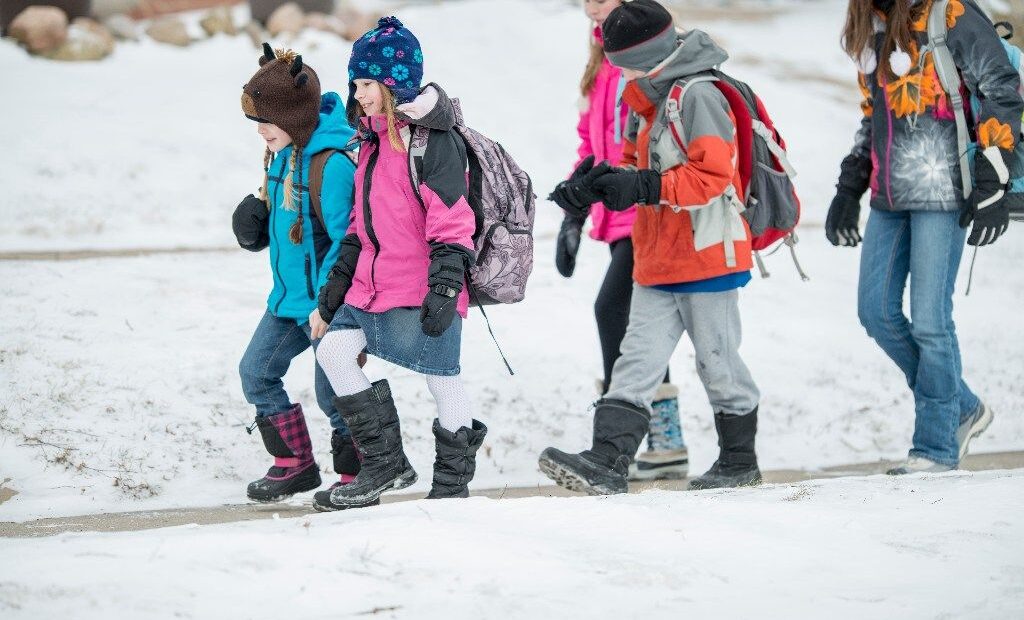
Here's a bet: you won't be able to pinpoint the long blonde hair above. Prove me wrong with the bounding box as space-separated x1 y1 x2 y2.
348 83 405 152
259 145 306 245
580 34 605 97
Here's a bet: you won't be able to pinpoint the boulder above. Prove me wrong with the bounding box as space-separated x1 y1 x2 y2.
145 16 190 47
304 12 343 36
199 6 236 37
266 2 304 37
103 14 139 41
242 19 266 48
1 1 90 37
7 6 68 54
45 17 115 61
337 6 381 43
249 0 332 25
91 0 142 20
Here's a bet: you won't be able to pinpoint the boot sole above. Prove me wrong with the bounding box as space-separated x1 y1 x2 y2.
687 473 763 491
537 454 623 496
246 467 322 503
329 467 418 507
959 404 994 460
312 496 381 512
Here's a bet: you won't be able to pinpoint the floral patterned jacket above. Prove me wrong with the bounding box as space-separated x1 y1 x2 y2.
836 0 1022 212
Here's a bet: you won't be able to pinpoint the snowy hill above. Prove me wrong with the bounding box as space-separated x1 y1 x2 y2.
1 0 1023 522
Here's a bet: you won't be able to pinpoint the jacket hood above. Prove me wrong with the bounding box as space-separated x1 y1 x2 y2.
395 83 458 131
298 92 357 158
635 29 728 105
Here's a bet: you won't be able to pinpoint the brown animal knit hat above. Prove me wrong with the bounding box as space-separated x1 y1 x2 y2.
242 43 322 245
242 43 321 148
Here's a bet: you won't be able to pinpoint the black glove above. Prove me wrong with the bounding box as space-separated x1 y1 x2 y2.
555 214 586 278
549 155 612 219
960 146 1011 247
317 233 361 323
590 167 660 212
232 194 270 251
420 244 472 338
825 190 863 247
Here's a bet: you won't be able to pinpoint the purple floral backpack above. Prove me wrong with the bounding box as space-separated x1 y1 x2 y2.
408 99 536 305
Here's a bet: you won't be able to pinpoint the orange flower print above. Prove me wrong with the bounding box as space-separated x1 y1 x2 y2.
945 0 965 28
979 118 1015 150
911 0 964 32
886 72 938 118
859 73 873 117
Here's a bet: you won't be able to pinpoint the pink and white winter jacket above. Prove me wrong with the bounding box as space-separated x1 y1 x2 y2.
575 27 636 244
344 86 476 318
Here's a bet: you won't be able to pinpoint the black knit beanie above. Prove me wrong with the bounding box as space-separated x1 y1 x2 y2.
241 43 322 148
602 0 677 72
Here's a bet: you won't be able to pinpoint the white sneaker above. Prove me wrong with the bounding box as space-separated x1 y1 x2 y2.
956 403 994 460
886 456 954 476
629 448 689 481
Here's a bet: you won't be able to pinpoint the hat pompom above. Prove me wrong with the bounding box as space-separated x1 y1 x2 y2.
377 16 404 30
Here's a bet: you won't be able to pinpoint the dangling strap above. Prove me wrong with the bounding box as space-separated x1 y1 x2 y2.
753 251 770 278
467 279 514 375
965 245 979 296
928 0 973 199
784 233 810 282
751 120 798 178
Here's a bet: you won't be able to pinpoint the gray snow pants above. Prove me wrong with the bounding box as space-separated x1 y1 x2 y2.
605 284 760 416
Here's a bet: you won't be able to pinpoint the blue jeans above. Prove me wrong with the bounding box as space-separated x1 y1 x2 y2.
239 311 348 435
857 209 980 466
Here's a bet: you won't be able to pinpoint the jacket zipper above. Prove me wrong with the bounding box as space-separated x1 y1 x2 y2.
269 157 288 315
303 254 315 300
362 141 383 300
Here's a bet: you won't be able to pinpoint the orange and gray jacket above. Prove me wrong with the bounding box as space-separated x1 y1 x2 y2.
620 29 752 286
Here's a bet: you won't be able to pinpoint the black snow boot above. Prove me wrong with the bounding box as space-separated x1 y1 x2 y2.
538 399 650 495
688 408 762 490
313 430 380 512
328 380 417 507
426 419 488 499
247 404 322 502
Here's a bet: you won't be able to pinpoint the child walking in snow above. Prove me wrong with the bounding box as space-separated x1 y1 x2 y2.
234 45 360 502
549 0 687 481
826 0 1021 474
310 17 486 510
539 0 762 494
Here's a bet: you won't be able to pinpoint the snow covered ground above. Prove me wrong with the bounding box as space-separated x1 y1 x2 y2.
2 471 1023 618
1 0 1023 525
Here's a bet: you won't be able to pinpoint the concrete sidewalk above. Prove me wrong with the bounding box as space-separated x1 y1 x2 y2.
3 450 1021 539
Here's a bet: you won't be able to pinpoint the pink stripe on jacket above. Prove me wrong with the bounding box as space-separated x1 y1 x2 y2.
575 28 636 244
345 113 475 318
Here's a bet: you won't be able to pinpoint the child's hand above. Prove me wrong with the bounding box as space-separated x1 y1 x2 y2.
309 309 329 340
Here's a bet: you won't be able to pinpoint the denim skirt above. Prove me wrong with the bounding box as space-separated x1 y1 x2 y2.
327 304 462 376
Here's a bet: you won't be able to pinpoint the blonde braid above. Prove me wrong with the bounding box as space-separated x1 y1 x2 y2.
383 88 405 153
282 149 298 211
288 146 305 245
259 147 273 203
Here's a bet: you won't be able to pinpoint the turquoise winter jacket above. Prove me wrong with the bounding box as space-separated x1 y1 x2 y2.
266 92 356 322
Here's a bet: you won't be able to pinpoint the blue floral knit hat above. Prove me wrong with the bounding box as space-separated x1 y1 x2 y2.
347 16 424 109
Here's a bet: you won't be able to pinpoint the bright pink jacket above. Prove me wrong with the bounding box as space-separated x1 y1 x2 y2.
575 28 636 244
345 112 475 318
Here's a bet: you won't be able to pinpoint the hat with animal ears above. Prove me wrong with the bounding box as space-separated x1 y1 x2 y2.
241 43 322 148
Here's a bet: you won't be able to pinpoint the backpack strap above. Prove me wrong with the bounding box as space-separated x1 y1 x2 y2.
664 75 719 153
927 0 973 199
308 148 358 229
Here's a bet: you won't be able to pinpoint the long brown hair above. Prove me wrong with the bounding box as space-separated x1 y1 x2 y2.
347 83 406 152
580 36 605 96
842 0 925 80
